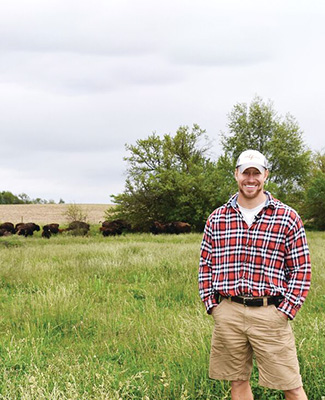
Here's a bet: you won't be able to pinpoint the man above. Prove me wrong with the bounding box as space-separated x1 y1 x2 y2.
199 149 311 400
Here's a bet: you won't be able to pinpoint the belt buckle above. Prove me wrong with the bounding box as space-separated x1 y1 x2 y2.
243 297 248 307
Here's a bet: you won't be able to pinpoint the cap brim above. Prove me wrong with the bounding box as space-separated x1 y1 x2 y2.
238 163 265 174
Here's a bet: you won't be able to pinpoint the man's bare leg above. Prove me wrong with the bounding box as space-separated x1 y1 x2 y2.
231 380 254 400
284 386 308 400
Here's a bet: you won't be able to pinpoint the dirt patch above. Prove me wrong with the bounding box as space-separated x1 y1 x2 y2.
0 204 112 225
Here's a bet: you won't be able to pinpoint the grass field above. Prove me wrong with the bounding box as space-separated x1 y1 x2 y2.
0 230 324 399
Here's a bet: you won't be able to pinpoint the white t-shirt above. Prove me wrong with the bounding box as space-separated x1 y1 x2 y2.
237 200 266 227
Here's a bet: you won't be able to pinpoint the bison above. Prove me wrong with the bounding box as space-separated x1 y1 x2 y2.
42 226 52 239
0 228 12 237
150 221 191 235
0 222 15 233
16 222 40 237
102 219 131 230
100 219 131 236
100 226 122 236
150 221 167 234
66 221 90 236
43 223 60 234
166 221 191 234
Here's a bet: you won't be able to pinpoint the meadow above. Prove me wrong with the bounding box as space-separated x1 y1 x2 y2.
0 229 324 399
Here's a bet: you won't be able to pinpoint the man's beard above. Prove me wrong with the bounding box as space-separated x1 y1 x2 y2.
239 184 263 200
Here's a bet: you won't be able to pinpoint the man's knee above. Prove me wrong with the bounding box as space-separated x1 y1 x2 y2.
284 386 307 400
231 380 250 389
231 381 253 400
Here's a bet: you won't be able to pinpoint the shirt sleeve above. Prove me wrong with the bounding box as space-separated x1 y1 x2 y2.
198 218 218 314
278 216 311 319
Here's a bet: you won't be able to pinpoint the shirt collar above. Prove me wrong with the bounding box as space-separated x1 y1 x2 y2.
227 191 276 210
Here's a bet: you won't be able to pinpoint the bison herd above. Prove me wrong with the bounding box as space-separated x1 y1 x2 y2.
0 219 191 239
100 220 191 235
0 221 90 238
0 222 40 237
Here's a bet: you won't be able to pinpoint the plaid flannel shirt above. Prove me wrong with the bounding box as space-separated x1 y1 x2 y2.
199 192 311 320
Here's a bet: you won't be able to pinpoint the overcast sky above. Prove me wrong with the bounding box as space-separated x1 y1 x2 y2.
1 0 324 204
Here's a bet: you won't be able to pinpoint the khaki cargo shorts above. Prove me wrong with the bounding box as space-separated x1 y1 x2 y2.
209 298 302 391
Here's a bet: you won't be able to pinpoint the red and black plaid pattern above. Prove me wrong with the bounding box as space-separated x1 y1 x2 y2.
199 192 311 319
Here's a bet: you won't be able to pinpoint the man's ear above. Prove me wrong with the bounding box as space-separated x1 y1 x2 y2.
234 168 239 182
263 169 269 182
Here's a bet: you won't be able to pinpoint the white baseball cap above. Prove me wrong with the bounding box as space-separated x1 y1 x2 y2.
236 149 268 173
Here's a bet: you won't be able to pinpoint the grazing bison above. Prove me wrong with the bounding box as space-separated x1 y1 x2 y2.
66 221 90 235
16 222 40 237
0 228 12 237
42 226 51 239
102 219 131 231
150 221 167 234
166 221 191 234
150 221 191 235
100 226 121 236
15 222 24 230
100 219 131 236
43 223 60 234
0 222 15 233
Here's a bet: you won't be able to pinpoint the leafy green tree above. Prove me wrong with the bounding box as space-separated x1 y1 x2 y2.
33 198 44 204
18 193 32 204
62 203 88 223
310 150 325 175
304 171 325 230
220 96 311 208
0 191 24 204
0 190 58 205
110 125 220 231
303 151 325 230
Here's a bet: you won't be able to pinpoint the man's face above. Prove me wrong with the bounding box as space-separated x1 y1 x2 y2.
235 167 268 200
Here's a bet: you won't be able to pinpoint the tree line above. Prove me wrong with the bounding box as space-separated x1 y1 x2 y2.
109 97 325 231
0 192 65 205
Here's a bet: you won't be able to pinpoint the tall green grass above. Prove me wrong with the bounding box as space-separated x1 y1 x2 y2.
0 231 324 399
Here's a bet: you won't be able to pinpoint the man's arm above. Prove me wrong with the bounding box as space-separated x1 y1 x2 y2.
278 216 311 320
199 219 218 314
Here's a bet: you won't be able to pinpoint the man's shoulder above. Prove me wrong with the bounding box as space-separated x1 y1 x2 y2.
267 193 302 223
208 205 227 221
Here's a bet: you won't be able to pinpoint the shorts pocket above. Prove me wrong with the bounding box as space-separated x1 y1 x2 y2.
211 299 226 322
270 305 288 324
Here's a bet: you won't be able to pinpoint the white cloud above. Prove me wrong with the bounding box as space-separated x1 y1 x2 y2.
0 0 325 202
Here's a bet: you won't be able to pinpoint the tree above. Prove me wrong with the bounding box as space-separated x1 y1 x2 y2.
310 150 325 175
0 191 24 204
62 203 88 223
304 171 325 230
303 150 325 230
0 190 60 205
220 97 311 208
110 125 220 231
